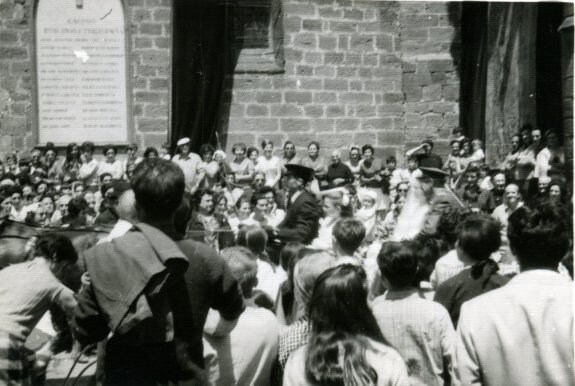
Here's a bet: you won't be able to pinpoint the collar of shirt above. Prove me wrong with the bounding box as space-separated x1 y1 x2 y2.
382 288 422 301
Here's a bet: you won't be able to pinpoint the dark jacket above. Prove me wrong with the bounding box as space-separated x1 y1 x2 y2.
434 260 510 327
276 191 321 245
185 211 235 250
74 221 244 385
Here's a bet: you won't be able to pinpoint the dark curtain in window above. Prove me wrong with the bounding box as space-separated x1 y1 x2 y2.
459 2 489 143
171 0 235 153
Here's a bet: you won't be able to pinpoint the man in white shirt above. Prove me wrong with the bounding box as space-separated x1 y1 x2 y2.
171 137 204 194
205 246 279 386
454 203 573 386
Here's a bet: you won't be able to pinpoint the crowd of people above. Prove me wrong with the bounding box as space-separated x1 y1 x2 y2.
0 124 572 386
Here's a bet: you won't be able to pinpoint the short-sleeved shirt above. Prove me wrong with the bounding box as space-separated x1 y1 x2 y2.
172 152 203 192
0 258 73 340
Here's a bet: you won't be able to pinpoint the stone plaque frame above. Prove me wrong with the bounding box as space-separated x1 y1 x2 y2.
31 0 133 146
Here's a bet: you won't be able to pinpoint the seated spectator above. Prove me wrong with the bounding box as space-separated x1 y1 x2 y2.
344 146 362 183
310 191 353 251
196 144 218 189
260 186 285 227
283 264 409 385
300 141 327 192
143 146 159 160
373 241 455 386
455 166 482 199
205 246 279 386
358 144 386 210
98 145 124 180
479 171 506 213
332 217 365 265
247 146 259 166
528 175 551 207
379 194 406 241
230 143 254 189
255 140 282 188
325 150 354 188
491 183 524 242
79 141 99 186
455 204 573 385
228 196 258 233
278 252 337 369
406 138 443 169
281 141 300 173
122 143 143 172
159 142 171 160
434 215 508 326
548 182 567 205
478 164 492 190
535 129 565 183
57 196 89 228
469 139 485 163
7 186 30 222
386 156 409 194
187 188 234 251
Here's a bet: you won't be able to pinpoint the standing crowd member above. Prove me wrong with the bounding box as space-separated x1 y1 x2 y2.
0 129 572 386
74 159 245 384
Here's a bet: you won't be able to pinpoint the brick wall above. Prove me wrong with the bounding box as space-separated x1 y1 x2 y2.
0 0 172 157
0 0 460 163
222 0 461 161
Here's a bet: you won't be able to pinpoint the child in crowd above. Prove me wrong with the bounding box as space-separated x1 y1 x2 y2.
373 240 455 386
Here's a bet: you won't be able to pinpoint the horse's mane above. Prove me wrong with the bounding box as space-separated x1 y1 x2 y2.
0 218 112 240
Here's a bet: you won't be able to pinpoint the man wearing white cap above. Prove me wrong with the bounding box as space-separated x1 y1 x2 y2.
172 137 204 194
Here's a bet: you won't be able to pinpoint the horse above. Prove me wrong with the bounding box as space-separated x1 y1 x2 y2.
0 219 111 269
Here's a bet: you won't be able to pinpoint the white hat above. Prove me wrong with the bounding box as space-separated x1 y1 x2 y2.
177 137 191 146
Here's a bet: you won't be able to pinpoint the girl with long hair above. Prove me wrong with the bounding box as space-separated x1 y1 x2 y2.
284 264 408 385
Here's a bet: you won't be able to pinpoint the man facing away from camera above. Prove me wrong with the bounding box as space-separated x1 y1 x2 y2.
74 159 244 385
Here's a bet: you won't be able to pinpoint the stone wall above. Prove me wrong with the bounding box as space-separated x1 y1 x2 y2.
0 0 172 157
222 0 461 161
0 0 461 162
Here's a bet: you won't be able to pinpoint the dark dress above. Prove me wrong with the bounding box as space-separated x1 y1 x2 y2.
434 259 510 327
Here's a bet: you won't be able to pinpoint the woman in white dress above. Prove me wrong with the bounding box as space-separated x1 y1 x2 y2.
255 140 282 188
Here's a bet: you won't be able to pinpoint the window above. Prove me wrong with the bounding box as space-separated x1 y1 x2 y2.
234 0 284 74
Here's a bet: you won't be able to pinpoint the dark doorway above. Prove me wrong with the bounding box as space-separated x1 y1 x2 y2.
171 0 237 153
459 2 489 143
536 2 564 136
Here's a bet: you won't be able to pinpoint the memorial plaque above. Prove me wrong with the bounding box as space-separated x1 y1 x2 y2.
35 0 129 145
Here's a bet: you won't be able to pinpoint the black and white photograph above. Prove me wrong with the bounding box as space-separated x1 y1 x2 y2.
0 0 573 384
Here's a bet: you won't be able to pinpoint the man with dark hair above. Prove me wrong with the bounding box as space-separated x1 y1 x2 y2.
373 241 455 386
267 164 321 247
455 166 482 200
332 217 365 264
74 159 244 385
434 215 508 326
406 138 443 169
455 204 573 385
